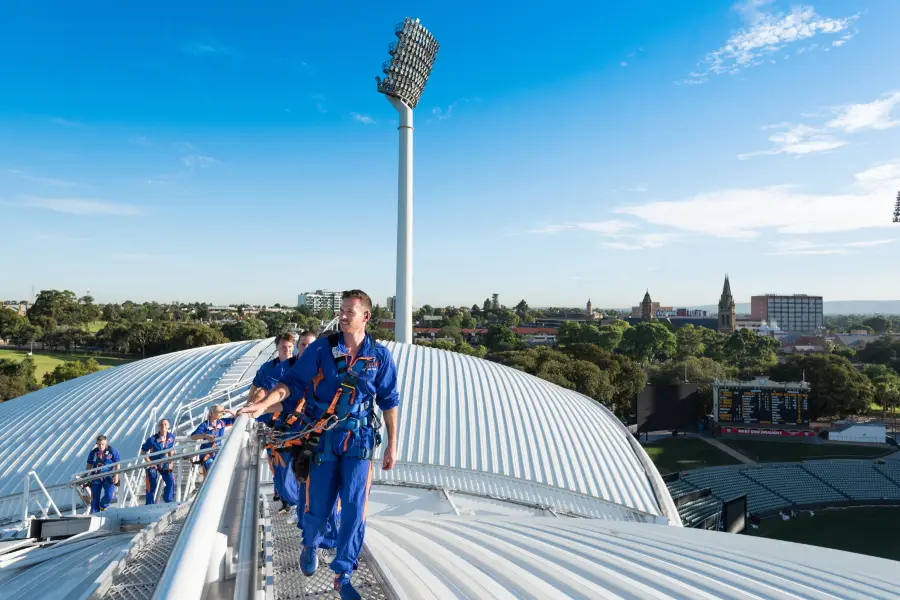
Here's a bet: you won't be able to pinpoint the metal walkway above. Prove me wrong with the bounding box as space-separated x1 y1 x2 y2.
98 503 192 600
268 498 389 600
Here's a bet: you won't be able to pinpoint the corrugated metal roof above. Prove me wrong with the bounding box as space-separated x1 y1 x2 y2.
0 339 270 521
378 342 668 519
366 516 898 599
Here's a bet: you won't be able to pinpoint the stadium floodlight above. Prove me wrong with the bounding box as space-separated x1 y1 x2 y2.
376 17 439 345
893 191 899 223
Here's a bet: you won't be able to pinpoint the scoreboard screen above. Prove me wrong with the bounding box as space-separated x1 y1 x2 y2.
717 387 809 426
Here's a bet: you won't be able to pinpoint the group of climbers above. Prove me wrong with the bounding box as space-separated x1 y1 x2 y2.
240 289 400 600
82 404 236 512
80 289 399 600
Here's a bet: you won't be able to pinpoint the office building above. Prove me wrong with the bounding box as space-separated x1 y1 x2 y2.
750 294 824 334
387 296 396 313
297 290 342 313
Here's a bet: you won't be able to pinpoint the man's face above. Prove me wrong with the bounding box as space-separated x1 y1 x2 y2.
96 439 107 451
210 410 222 421
277 339 294 360
297 335 316 354
339 298 369 334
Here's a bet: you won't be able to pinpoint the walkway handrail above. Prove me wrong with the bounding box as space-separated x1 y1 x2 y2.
68 444 211 487
152 415 252 600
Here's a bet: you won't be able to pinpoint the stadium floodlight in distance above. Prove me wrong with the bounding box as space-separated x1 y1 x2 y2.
893 191 899 223
376 17 439 345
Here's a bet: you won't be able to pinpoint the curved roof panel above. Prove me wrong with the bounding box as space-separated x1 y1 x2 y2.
0 340 272 521
378 342 670 519
366 516 898 599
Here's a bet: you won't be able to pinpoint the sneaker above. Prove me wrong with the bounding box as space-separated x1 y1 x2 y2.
334 573 361 600
277 505 290 515
299 546 318 577
287 506 298 524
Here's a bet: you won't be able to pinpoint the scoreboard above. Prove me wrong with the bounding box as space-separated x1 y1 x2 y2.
716 387 809 426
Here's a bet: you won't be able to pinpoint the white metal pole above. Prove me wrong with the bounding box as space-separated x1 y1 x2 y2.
389 96 414 345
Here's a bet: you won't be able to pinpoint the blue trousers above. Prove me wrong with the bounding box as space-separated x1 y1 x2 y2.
268 449 299 507
146 468 175 504
90 478 116 513
302 455 373 574
200 453 215 476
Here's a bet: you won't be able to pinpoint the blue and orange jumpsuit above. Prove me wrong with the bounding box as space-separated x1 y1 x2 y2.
86 445 121 513
191 418 234 475
141 431 176 504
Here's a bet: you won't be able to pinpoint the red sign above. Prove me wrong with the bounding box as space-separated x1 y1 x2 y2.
721 426 814 437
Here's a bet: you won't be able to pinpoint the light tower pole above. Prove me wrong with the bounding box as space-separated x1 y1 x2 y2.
376 17 439 344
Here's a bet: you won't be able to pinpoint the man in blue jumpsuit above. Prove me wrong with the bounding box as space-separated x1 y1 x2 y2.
141 418 176 504
240 290 399 600
85 435 121 513
249 331 300 516
190 404 236 476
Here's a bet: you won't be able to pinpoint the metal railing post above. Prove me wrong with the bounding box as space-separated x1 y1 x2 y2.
176 458 183 502
30 471 62 518
21 473 30 523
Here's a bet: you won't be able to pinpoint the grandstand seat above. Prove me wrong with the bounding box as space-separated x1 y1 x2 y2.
743 464 846 505
681 467 789 515
803 461 900 501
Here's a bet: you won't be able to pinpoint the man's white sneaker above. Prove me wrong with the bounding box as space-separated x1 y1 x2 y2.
287 506 298 524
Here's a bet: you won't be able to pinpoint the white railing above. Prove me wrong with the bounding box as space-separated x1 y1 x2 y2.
152 416 253 600
20 471 62 523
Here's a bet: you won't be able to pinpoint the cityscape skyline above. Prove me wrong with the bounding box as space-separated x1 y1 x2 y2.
2 1 900 306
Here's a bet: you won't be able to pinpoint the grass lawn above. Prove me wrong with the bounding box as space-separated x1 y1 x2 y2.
721 438 893 462
86 320 108 333
749 507 900 562
643 437 741 475
0 348 130 380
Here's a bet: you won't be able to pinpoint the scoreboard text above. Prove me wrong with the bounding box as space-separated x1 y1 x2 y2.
717 387 809 426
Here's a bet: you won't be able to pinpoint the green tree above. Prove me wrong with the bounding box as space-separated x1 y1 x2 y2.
0 310 27 341
79 295 102 325
485 325 519 352
221 318 268 341
862 316 892 334
720 328 780 372
675 324 706 359
0 356 40 402
619 322 676 364
559 343 646 416
42 358 102 386
596 322 627 352
769 354 874 419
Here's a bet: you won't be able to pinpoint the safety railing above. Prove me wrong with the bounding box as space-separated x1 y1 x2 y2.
67 442 220 514
152 415 254 600
20 471 63 523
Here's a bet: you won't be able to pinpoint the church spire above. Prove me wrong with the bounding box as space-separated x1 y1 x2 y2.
721 274 732 299
717 275 736 334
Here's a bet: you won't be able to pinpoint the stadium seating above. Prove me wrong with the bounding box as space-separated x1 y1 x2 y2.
677 495 721 528
681 467 787 514
743 464 847 505
874 461 900 487
803 460 900 500
666 479 697 500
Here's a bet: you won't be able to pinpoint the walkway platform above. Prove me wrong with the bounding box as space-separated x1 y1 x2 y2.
269 499 389 600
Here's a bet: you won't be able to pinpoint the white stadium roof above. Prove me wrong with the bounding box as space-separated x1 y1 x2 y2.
0 338 897 599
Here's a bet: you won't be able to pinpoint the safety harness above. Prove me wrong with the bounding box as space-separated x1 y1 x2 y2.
265 355 297 426
268 334 382 474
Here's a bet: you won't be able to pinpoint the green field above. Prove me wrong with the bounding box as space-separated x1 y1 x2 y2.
720 439 894 462
643 437 741 474
0 348 129 380
86 320 108 333
749 507 900 561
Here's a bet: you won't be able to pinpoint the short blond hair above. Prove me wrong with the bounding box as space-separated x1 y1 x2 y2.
210 404 224 414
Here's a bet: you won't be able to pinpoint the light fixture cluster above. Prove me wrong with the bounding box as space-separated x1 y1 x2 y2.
893 191 900 223
376 17 439 109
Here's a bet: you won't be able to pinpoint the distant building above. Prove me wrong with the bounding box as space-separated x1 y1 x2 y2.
297 290 342 313
2 301 28 316
491 294 499 310
717 275 736 334
751 294 824 334
735 318 765 332
387 296 396 313
586 299 594 320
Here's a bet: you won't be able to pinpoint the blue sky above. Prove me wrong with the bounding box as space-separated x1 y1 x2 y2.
2 0 899 308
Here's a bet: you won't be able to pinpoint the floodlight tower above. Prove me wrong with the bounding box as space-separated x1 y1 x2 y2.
893 191 899 223
376 17 439 345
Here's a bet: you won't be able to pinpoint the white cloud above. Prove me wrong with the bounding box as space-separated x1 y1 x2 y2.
616 159 900 238
184 42 233 56
767 238 897 255
351 113 375 125
51 117 83 127
684 3 859 84
620 61 628 67
181 155 219 168
826 91 900 133
737 124 846 159
832 40 846 47
530 220 635 236
740 91 900 159
20 196 143 216
431 98 479 121
604 183 648 194
5 168 84 188
602 242 643 251
602 232 680 251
